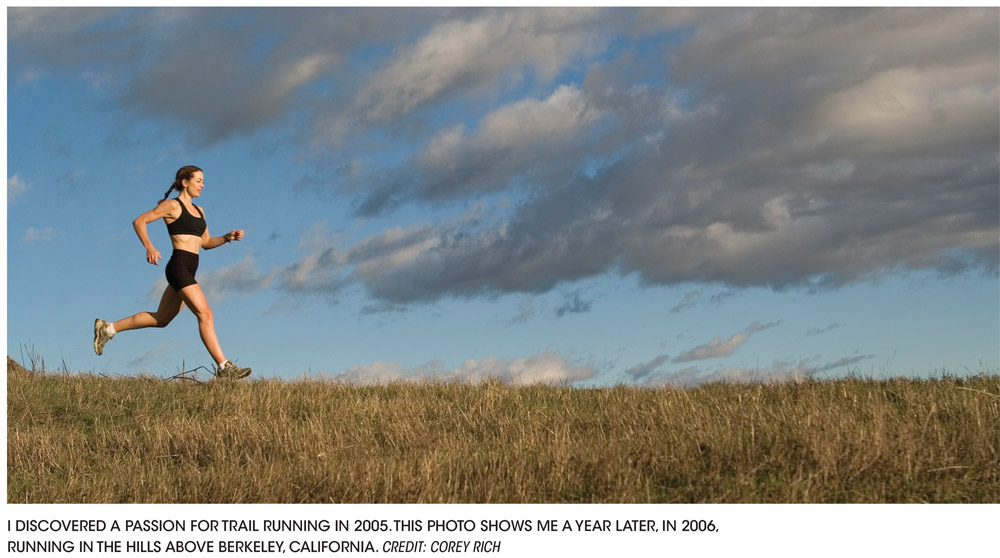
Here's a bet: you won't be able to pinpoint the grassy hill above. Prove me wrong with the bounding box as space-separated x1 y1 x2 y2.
7 357 998 503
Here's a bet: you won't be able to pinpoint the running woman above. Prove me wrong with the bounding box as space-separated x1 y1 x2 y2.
94 165 251 379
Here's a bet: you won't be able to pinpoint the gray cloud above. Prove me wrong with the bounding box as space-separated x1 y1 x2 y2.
351 83 615 215
670 290 701 314
671 289 738 313
9 7 441 145
709 291 737 306
555 291 593 317
623 354 670 380
8 7 134 72
814 353 876 373
508 296 536 325
746 321 781 334
310 7 998 304
348 8 619 123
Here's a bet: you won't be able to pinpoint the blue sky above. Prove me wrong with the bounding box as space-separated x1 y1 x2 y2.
5 6 999 386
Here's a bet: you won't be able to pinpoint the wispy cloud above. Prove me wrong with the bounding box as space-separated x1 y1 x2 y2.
807 322 846 337
22 227 54 244
813 352 876 374
200 252 277 301
555 291 593 317
623 354 671 380
653 361 814 388
673 321 781 363
671 289 738 313
8 174 31 204
322 351 596 386
642 351 876 388
670 290 701 314
508 296 536 325
126 343 174 369
674 333 750 363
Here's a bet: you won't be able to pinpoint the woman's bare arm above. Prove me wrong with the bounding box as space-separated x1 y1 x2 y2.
132 199 178 265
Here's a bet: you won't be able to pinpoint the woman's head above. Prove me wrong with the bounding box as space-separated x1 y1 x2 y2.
163 165 204 200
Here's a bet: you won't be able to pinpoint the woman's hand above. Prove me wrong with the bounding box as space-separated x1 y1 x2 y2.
225 230 245 243
146 247 162 265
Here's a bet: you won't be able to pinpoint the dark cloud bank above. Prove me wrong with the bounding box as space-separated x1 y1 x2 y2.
11 7 998 308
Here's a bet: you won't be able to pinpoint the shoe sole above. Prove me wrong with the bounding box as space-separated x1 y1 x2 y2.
93 319 104 355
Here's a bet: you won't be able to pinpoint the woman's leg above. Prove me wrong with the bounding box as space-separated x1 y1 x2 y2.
113 286 184 332
95 286 184 355
176 283 226 366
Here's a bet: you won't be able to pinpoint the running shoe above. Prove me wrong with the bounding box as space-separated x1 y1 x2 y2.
93 319 114 355
217 360 252 379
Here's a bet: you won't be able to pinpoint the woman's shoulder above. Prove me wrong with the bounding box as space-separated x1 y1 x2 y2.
156 198 182 217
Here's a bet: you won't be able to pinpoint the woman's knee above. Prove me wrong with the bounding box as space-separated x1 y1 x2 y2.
191 305 214 323
151 311 175 328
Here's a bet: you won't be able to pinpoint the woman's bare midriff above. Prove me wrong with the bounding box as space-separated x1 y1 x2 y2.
170 235 202 254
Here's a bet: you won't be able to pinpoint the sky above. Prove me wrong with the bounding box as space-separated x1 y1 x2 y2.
5 6 999 387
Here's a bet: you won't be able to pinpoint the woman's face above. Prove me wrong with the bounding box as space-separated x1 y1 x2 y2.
183 171 204 198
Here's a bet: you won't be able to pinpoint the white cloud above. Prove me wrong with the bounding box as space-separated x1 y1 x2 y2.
8 174 31 203
332 361 410 384
353 8 612 122
326 351 596 386
817 63 998 153
22 227 54 244
475 84 599 151
416 84 598 169
674 332 749 362
673 321 780 363
354 83 610 214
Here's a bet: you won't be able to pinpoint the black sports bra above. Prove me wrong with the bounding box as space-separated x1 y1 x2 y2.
166 198 206 237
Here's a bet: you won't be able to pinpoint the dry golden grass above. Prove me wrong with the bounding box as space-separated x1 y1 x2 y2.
7 358 999 503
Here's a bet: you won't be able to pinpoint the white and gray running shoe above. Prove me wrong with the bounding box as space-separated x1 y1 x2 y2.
217 360 251 380
93 319 114 355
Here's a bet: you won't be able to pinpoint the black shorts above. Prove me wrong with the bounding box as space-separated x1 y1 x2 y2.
165 249 199 291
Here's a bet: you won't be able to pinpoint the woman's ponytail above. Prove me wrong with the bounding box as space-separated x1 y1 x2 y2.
163 179 182 200
163 165 203 201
